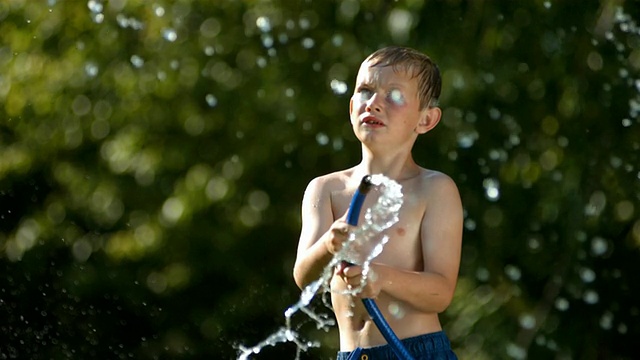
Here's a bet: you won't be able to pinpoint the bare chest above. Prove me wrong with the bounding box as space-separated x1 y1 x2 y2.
330 188 425 270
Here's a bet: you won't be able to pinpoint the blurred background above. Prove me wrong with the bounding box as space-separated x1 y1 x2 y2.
1 0 639 359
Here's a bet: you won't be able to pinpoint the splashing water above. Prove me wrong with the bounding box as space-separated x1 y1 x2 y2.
236 174 403 359
602 7 640 120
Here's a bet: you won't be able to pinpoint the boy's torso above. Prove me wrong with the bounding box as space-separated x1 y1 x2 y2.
324 168 444 350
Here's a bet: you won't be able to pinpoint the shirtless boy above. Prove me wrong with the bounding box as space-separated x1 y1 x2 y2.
293 46 462 359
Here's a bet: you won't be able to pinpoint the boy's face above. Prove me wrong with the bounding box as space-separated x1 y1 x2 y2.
349 61 440 148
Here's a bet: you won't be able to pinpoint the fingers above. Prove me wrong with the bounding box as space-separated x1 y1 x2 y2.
325 221 352 255
335 260 348 276
339 265 380 298
339 264 364 288
332 220 351 236
336 261 361 277
343 272 368 297
341 264 362 277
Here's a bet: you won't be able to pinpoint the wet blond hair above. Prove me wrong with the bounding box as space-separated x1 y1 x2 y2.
364 46 442 110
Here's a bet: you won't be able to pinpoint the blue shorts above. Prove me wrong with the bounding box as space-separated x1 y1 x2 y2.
336 331 457 360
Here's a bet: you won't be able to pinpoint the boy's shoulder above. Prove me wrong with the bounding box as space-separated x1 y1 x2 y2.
418 167 453 182
414 168 461 203
305 167 458 196
409 167 459 195
306 169 354 192
301 171 355 206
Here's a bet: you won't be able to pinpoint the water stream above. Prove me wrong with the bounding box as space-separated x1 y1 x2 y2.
237 174 403 359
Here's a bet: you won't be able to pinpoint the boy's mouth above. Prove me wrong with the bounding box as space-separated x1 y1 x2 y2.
361 116 385 126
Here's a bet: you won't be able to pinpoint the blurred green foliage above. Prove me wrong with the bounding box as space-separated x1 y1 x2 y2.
1 0 639 359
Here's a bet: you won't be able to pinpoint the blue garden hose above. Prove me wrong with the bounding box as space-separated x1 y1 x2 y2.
343 175 415 360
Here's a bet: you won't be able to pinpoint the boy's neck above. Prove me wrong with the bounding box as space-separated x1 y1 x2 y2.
355 146 420 181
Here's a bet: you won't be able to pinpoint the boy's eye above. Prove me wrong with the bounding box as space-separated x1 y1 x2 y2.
357 88 373 101
388 89 405 105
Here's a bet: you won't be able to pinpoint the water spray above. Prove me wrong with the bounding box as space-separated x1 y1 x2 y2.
342 175 415 360
237 174 406 359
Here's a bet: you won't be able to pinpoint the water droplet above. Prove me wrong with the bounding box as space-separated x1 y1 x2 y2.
299 18 311 30
519 313 536 329
388 301 406 319
332 34 344 47
93 13 104 24
483 72 495 84
72 239 92 262
248 190 270 212
488 149 505 161
205 94 218 107
483 178 500 201
301 37 314 49
289 20 298 31
256 16 271 32
618 323 628 334
555 297 569 311
489 107 501 119
330 79 348 95
457 130 478 148
261 34 274 48
85 62 99 77
590 237 608 256
130 55 144 68
162 28 177 42
600 311 613 329
87 0 103 14
583 289 599 304
619 68 629 78
475 267 489 281
154 5 165 17
504 264 521 281
579 267 596 283
390 89 404 105
333 138 343 151
388 9 413 42
585 191 606 217
506 343 527 359
315 132 329 146
464 218 476 231
161 197 184 224
116 14 144 30
527 237 541 251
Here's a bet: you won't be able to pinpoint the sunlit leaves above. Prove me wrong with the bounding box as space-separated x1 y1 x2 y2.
0 0 639 359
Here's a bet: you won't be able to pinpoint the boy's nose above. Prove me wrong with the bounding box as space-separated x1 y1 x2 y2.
365 93 383 113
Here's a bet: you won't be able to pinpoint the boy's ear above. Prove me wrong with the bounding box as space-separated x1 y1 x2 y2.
415 106 442 134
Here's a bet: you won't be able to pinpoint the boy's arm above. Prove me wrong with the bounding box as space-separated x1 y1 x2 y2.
344 174 463 313
293 177 350 289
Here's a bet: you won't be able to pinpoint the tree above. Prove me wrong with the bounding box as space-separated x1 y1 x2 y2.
1 0 638 359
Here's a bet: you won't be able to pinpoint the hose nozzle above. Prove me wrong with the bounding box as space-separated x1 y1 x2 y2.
358 175 373 195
